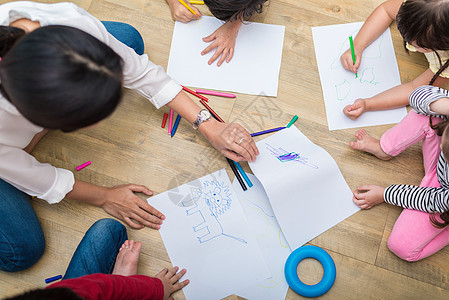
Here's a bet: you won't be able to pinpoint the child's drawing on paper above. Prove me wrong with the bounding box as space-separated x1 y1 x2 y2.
182 180 247 244
265 143 318 169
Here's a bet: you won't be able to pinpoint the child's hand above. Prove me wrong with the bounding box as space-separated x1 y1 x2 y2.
343 99 367 119
340 47 361 73
201 20 242 66
352 185 385 209
156 266 189 300
102 184 165 229
167 0 201 23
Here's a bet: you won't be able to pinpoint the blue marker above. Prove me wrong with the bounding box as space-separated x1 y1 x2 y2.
45 275 62 284
234 161 253 188
170 114 182 138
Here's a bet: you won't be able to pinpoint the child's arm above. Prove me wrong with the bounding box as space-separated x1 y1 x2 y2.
201 20 242 66
66 180 165 229
341 0 402 73
343 68 449 119
165 0 201 23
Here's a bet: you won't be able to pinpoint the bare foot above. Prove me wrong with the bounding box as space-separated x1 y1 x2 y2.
349 129 392 160
112 240 142 276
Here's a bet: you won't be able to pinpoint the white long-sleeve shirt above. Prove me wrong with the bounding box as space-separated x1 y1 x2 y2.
0 1 182 204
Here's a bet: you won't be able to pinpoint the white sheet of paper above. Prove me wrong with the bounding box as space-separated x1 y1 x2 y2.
232 174 291 300
167 16 285 96
148 169 270 300
312 22 407 130
249 126 360 249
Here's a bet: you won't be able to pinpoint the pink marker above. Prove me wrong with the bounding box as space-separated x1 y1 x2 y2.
76 161 91 171
195 89 236 98
168 109 174 135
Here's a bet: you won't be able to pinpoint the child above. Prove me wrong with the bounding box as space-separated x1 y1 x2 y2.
352 85 449 261
5 219 189 300
165 0 268 66
0 1 258 272
340 0 449 119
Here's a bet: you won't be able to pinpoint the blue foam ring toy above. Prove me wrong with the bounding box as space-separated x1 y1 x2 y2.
284 245 336 298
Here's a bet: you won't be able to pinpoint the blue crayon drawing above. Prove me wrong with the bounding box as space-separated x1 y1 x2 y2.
182 180 247 244
266 143 319 169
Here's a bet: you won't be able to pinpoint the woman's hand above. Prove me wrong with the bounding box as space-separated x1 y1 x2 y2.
343 99 367 119
201 20 241 66
102 184 165 229
156 266 189 300
352 185 385 209
340 47 362 73
200 119 259 162
166 0 201 23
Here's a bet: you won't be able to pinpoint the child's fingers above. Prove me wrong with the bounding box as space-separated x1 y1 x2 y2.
217 48 229 66
226 47 234 63
201 41 218 56
208 47 223 65
156 268 169 278
166 266 179 279
202 31 217 43
173 279 190 291
170 268 187 283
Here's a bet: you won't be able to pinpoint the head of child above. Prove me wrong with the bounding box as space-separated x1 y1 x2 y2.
204 0 267 21
397 0 449 84
0 25 123 132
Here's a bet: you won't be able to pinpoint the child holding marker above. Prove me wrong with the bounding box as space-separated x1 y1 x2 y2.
0 1 258 272
340 0 449 119
351 85 449 261
165 0 268 66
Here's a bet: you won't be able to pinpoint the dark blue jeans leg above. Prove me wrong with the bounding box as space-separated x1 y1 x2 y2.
0 179 45 272
63 218 127 279
101 21 145 55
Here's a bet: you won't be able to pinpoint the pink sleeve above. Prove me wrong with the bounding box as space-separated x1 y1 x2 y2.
47 273 164 300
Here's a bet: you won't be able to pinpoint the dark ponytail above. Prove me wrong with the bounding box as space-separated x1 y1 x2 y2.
0 26 26 57
0 25 123 132
204 0 268 21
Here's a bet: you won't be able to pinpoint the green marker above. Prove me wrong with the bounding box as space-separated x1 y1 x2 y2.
286 115 298 128
349 35 358 78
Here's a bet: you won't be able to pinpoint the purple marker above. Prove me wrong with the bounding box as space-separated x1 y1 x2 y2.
277 152 299 162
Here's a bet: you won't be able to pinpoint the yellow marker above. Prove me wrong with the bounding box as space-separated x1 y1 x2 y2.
190 0 204 4
178 0 198 15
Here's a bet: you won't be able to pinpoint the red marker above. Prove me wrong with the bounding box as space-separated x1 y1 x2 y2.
161 112 168 128
182 86 209 102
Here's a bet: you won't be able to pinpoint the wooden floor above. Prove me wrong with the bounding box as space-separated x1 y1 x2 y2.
2 0 449 299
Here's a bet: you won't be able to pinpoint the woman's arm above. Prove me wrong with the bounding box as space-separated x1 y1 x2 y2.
66 179 164 229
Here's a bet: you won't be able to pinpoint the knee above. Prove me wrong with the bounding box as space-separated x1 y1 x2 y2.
387 237 421 262
0 230 45 272
88 218 127 241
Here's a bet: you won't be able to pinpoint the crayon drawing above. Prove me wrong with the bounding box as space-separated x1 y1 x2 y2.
265 143 319 169
312 22 407 130
183 180 247 244
148 169 270 300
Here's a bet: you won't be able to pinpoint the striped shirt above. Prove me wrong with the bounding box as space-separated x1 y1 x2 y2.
383 85 449 213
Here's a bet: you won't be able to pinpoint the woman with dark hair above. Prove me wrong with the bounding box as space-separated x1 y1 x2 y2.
165 0 268 66
0 1 258 272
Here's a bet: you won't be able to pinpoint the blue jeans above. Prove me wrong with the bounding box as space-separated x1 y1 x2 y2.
102 21 145 55
64 218 127 279
0 179 45 272
0 22 142 272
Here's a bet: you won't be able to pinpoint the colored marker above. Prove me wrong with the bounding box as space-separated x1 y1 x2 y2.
45 275 62 284
161 112 168 128
76 161 91 171
182 86 209 102
349 36 358 78
168 109 174 135
196 89 236 98
251 126 286 137
234 161 253 188
190 0 204 4
227 158 247 191
199 99 225 123
177 0 198 16
286 115 298 128
171 114 182 138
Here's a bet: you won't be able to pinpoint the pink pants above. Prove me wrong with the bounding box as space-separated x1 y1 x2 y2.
380 111 449 261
